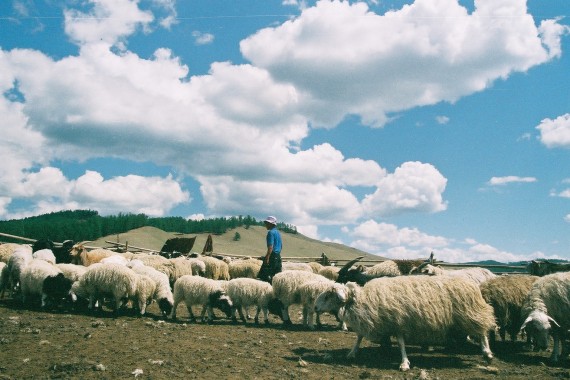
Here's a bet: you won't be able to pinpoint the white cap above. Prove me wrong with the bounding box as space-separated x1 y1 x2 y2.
264 216 277 225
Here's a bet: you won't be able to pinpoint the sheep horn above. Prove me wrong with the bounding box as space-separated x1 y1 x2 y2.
338 256 364 275
547 315 560 328
520 315 533 332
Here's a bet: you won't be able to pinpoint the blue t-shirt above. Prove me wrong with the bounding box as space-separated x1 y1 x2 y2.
266 228 282 255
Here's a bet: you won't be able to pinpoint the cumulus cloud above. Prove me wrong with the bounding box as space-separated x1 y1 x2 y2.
192 31 215 45
536 113 570 148
487 176 537 186
362 162 448 216
241 0 565 127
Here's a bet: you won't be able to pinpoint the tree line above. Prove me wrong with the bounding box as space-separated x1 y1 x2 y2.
0 210 298 244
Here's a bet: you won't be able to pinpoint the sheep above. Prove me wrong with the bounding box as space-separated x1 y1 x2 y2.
228 258 263 279
307 261 324 274
170 275 233 323
55 263 88 282
520 272 570 362
69 243 119 266
32 249 57 265
100 255 130 266
527 259 570 276
480 275 539 343
197 256 230 280
298 279 347 331
20 259 73 308
315 276 496 371
271 270 330 326
154 259 197 287
4 247 33 297
318 266 340 281
133 274 156 315
0 243 30 263
410 263 496 286
127 253 169 269
225 277 274 324
130 264 174 318
32 239 75 263
0 262 8 297
72 263 138 313
282 262 314 272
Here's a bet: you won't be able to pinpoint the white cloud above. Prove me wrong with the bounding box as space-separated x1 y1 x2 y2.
362 162 447 216
536 113 570 148
192 31 215 45
241 0 565 127
351 220 449 248
436 116 450 125
487 176 537 186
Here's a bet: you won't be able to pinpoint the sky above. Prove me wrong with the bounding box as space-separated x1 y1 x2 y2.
1 0 569 263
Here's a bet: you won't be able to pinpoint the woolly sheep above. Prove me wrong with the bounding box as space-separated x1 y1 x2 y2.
318 266 340 281
307 261 324 274
134 274 156 315
315 276 496 371
520 272 570 362
154 258 199 287
100 255 130 266
0 262 8 297
197 256 230 280
480 275 539 343
271 270 330 325
5 247 33 297
20 259 73 308
130 264 174 318
410 263 496 286
73 263 138 313
225 277 274 324
32 249 57 265
128 254 169 269
171 275 233 323
228 258 262 279
55 263 88 282
337 258 425 285
298 279 347 331
70 244 118 266
0 243 30 263
282 262 313 272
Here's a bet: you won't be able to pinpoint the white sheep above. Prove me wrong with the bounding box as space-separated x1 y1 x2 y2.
307 261 324 274
4 247 33 297
20 258 73 308
271 270 330 326
100 255 130 266
318 266 340 281
315 276 496 371
32 249 57 265
480 275 539 342
0 243 30 263
410 263 496 286
73 263 138 313
520 272 570 362
365 260 402 277
134 274 156 315
298 279 347 331
127 253 169 269
130 264 174 318
197 256 230 280
225 277 274 324
171 275 233 323
228 258 262 279
282 262 314 272
55 263 88 282
0 262 8 297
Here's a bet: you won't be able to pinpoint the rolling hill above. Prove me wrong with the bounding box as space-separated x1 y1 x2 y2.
87 225 384 264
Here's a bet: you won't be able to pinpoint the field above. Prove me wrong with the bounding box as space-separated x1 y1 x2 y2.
1 298 569 380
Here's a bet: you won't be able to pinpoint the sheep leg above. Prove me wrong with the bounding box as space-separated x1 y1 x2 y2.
260 306 270 325
315 312 322 329
200 305 208 322
397 334 411 371
170 301 179 320
230 306 238 323
41 294 48 308
550 333 561 362
282 305 292 326
347 335 363 359
480 334 493 363
186 304 196 323
237 306 247 323
335 311 347 331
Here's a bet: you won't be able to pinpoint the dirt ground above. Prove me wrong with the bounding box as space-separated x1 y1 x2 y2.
0 298 569 380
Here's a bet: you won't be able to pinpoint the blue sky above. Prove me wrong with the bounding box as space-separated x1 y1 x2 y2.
1 0 569 263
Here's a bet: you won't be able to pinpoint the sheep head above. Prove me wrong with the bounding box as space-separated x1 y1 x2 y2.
520 310 560 351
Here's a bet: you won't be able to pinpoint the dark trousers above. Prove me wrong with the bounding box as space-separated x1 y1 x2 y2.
257 252 282 283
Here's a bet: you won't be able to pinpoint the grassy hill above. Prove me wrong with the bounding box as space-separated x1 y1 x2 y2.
87 225 383 264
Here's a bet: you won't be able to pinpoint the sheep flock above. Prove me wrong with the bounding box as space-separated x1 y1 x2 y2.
0 241 569 372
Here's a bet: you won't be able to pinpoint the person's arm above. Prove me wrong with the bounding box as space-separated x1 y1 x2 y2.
265 244 273 264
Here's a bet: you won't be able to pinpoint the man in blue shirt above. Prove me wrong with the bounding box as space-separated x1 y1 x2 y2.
261 215 282 282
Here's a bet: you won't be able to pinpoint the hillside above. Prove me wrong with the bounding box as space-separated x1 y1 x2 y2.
88 225 383 263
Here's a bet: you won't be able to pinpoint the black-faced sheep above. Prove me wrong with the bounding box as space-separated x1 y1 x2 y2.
480 275 539 343
315 276 496 371
225 277 274 324
32 239 75 264
336 258 424 285
55 263 88 282
170 275 232 323
20 259 73 308
129 263 174 318
520 272 570 362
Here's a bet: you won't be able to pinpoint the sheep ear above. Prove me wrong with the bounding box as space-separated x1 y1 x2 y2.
547 316 560 328
520 316 533 332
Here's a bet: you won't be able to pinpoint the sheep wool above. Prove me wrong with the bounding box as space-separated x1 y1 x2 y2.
228 258 262 279
171 275 232 322
318 266 340 281
55 263 88 282
315 275 495 371
70 244 119 266
521 272 570 362
0 243 30 264
130 264 174 318
20 258 72 307
134 274 156 315
365 261 402 277
225 277 274 324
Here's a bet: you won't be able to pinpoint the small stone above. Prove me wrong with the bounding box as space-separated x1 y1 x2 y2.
94 363 106 371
